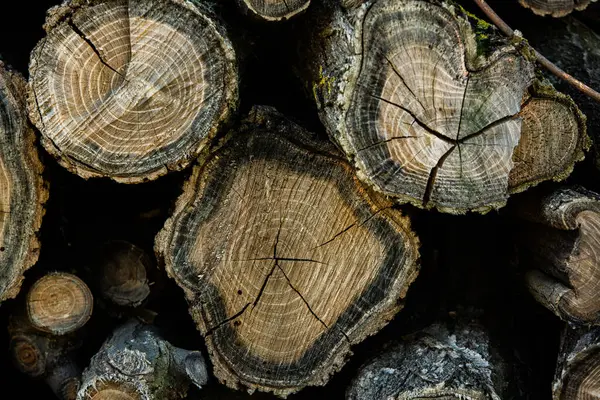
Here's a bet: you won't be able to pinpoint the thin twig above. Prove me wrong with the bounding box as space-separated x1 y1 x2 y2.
472 0 600 103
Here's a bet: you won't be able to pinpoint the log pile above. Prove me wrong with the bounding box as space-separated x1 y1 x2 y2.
0 0 599 399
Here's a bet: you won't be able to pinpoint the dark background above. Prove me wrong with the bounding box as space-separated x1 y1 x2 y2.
0 0 599 398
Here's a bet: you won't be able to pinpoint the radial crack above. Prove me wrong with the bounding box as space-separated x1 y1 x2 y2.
369 94 454 144
68 20 125 78
458 114 517 143
205 302 251 336
357 136 419 153
233 257 328 265
383 55 427 112
315 207 390 249
423 145 456 207
253 262 278 307
277 264 350 342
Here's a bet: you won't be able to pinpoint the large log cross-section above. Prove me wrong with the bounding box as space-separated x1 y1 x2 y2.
28 0 238 183
156 107 420 396
304 0 588 214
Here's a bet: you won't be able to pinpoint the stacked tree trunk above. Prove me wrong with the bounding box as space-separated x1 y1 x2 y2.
0 63 47 303
302 0 588 214
2 0 600 398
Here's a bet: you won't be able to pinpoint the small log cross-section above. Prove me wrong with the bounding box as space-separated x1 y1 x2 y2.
347 322 508 399
92 241 151 308
27 273 94 336
554 325 600 399
237 0 311 21
28 0 238 183
0 62 47 302
519 0 597 17
78 319 208 400
304 0 588 214
515 187 600 325
155 106 420 396
9 315 82 400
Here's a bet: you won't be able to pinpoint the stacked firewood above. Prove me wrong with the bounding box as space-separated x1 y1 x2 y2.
0 0 599 398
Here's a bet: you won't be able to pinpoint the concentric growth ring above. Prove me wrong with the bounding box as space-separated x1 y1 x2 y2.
28 0 238 183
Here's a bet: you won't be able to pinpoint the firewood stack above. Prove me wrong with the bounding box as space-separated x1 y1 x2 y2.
0 0 599 398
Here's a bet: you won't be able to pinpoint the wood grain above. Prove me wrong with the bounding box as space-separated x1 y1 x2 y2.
238 0 311 20
554 325 600 399
27 273 93 335
0 62 47 302
303 0 588 214
156 106 420 396
28 0 238 183
515 187 600 325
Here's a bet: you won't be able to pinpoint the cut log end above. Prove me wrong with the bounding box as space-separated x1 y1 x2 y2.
27 273 93 335
238 0 311 21
95 241 151 307
0 62 47 302
80 381 142 400
10 334 46 377
28 0 238 183
554 326 600 400
307 0 587 214
156 106 420 396
519 187 600 325
518 0 597 17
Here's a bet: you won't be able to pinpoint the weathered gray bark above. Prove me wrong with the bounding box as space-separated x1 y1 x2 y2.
553 325 600 399
300 0 587 214
9 315 81 400
77 319 208 400
347 322 509 399
513 186 600 325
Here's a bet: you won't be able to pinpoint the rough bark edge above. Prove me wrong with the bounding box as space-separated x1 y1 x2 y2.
304 0 587 215
346 322 509 400
155 105 421 397
514 186 600 325
237 0 311 21
0 62 48 302
552 324 600 399
26 0 240 184
518 0 598 18
303 0 514 215
508 79 590 196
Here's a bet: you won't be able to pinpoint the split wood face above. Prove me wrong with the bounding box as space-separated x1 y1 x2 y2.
0 64 46 302
241 0 311 20
310 0 587 214
28 0 238 183
156 108 420 396
27 273 93 335
518 0 597 17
